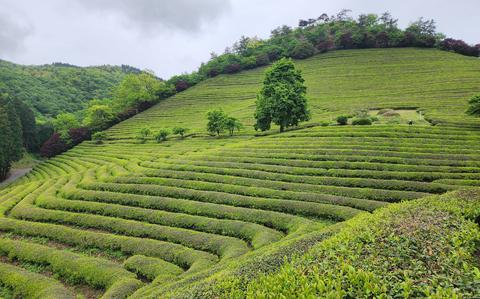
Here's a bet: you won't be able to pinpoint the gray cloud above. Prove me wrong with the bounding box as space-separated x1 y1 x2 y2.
76 0 232 33
0 12 32 56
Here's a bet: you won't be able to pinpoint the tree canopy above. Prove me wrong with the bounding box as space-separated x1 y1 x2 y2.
0 95 29 180
114 73 174 112
466 95 480 117
255 58 310 132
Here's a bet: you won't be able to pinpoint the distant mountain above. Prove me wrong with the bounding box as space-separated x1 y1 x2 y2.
0 59 142 119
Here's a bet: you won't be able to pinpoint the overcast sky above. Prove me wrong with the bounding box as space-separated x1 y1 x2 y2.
1 0 478 79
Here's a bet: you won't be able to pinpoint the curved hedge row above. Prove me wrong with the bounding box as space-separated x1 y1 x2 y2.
0 262 75 299
0 237 142 298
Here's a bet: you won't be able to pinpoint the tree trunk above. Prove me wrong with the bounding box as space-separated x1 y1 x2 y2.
280 125 285 132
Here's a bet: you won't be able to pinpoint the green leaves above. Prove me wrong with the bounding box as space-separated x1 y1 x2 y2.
114 73 172 111
255 58 310 132
207 109 243 136
466 95 480 117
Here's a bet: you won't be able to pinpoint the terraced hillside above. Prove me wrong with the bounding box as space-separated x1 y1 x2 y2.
1 48 480 298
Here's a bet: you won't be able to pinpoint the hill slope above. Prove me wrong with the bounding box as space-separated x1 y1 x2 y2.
109 48 480 139
0 60 140 119
0 48 479 298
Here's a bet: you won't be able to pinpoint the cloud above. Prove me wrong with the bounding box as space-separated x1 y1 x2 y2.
0 12 32 56
76 0 232 33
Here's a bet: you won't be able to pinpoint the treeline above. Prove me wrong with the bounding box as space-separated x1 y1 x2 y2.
0 60 141 119
166 10 479 94
0 95 39 180
40 72 175 157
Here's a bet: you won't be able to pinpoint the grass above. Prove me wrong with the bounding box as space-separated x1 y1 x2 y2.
0 48 479 298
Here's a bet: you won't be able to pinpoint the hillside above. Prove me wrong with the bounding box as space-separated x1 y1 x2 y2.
110 48 480 139
0 48 480 298
0 60 140 119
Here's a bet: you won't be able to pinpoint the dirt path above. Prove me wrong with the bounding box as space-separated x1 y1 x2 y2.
0 168 32 187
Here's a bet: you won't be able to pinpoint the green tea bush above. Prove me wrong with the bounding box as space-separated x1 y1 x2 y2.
124 255 183 281
0 262 75 299
351 118 372 125
92 131 108 144
245 190 480 298
336 115 348 125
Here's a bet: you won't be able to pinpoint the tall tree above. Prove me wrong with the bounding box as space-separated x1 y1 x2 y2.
0 96 24 180
52 113 80 140
254 58 310 132
13 98 37 151
0 105 11 179
4 99 23 161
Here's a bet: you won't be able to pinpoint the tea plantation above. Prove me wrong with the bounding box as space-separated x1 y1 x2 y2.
1 48 480 298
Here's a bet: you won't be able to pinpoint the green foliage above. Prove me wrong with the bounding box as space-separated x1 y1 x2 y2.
255 58 310 132
352 118 373 125
246 190 480 298
12 99 37 151
114 73 170 111
154 129 170 142
0 60 135 118
137 127 152 143
0 262 75 298
92 132 108 144
207 109 227 136
336 115 348 125
290 40 316 59
83 103 116 132
172 127 188 137
52 113 80 140
224 117 243 136
206 110 243 136
466 95 480 116
1 48 480 299
0 96 25 180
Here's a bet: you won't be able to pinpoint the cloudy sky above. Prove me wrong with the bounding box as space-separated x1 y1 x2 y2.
1 0 478 78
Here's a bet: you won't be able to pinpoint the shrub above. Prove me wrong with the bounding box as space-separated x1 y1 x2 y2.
172 127 188 137
336 116 348 125
40 133 68 158
175 80 189 92
155 129 170 142
224 63 242 74
245 190 480 298
92 132 108 144
290 41 316 59
255 53 270 66
370 116 379 122
352 118 372 126
439 38 479 57
68 127 91 146
137 127 152 143
466 95 480 116
320 121 329 127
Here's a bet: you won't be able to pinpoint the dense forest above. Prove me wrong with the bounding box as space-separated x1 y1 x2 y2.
0 60 141 119
0 94 37 180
